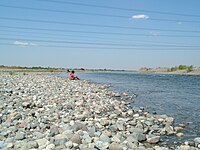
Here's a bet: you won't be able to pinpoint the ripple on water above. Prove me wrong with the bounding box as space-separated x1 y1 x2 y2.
60 72 200 142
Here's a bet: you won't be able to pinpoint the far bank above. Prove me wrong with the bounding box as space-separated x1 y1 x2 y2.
138 66 200 76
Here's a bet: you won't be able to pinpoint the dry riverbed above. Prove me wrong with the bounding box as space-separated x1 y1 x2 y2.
0 72 199 150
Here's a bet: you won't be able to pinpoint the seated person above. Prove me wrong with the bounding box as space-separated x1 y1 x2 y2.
69 70 80 80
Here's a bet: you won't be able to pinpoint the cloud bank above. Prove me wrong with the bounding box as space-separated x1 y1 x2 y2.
132 14 149 20
14 41 37 46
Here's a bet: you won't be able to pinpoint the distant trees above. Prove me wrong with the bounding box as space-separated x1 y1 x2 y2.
178 65 187 70
0 65 27 69
0 65 66 72
187 65 193 72
168 65 193 72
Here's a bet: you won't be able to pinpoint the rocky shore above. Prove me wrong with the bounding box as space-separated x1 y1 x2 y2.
0 72 199 150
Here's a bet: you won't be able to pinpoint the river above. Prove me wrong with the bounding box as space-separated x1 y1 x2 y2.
60 71 200 143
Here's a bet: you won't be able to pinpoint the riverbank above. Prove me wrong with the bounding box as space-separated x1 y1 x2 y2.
0 72 199 150
138 66 200 75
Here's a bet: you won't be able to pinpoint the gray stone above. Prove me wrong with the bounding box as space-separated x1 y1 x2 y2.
5 137 13 143
0 131 8 138
178 145 192 150
151 124 160 131
66 103 75 109
15 132 25 140
54 134 67 146
79 144 88 149
46 143 55 150
109 124 118 132
63 129 74 140
14 141 29 150
133 114 140 118
94 131 101 137
36 138 50 149
116 123 124 131
145 120 153 126
27 141 38 149
111 136 121 143
87 126 96 137
82 134 92 144
50 126 59 136
164 124 174 135
30 122 38 129
194 137 200 146
174 126 184 133
0 141 5 148
165 117 174 124
147 135 160 144
128 127 144 134
126 142 138 149
22 102 30 108
14 113 22 120
126 135 138 143
54 145 66 150
94 141 109 149
109 142 123 150
154 146 169 150
65 141 73 149
176 133 184 137
100 117 109 126
109 114 118 119
132 132 146 142
73 122 87 131
33 131 44 139
7 143 14 148
100 133 111 143
184 141 195 147
70 134 82 144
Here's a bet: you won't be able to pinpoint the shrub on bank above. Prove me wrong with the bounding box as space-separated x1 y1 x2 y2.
168 65 193 72
187 65 193 72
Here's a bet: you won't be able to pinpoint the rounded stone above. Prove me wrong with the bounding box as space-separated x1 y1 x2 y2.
7 143 14 148
109 143 123 150
70 134 82 144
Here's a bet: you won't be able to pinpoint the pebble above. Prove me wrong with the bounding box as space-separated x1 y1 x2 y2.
15 132 25 140
147 136 160 144
36 138 50 149
7 143 14 148
176 133 184 137
0 72 199 150
70 134 82 144
109 142 123 150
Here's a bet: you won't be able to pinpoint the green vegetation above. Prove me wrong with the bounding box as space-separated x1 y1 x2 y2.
178 65 187 70
0 65 127 73
170 66 178 72
168 65 193 72
187 65 193 72
0 65 65 72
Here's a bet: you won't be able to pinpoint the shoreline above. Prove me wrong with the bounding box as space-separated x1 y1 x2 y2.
137 71 200 76
0 72 199 150
137 67 200 76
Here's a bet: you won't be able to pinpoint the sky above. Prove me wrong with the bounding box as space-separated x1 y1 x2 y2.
0 0 200 70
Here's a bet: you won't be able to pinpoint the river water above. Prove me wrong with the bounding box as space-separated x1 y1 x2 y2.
60 71 200 142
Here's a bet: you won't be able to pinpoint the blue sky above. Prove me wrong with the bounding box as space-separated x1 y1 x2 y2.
0 0 200 70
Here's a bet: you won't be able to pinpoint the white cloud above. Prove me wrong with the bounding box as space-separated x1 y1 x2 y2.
149 31 160 36
132 14 149 20
14 41 37 46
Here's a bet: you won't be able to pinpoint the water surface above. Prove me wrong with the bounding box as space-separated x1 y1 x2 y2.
60 71 200 141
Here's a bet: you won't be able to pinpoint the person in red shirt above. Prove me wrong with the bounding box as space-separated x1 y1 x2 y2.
70 70 80 80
